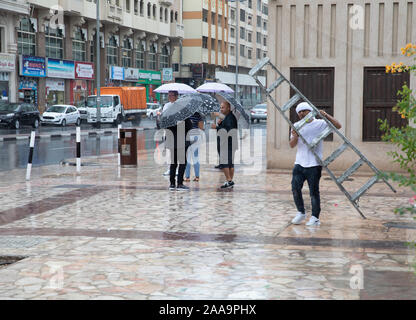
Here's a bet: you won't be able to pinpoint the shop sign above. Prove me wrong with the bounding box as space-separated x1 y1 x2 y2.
0 53 16 72
136 70 162 85
19 55 46 77
110 66 124 80
125 67 139 81
47 58 75 79
46 79 65 91
19 79 37 90
162 68 173 83
75 62 94 79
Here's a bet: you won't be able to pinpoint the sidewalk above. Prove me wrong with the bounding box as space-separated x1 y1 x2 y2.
0 153 415 299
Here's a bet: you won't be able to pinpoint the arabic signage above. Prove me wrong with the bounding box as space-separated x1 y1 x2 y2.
75 62 94 79
110 66 124 80
19 55 46 77
124 67 139 81
136 69 162 85
47 58 75 79
0 53 16 72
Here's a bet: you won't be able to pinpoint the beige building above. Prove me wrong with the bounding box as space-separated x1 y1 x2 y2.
179 0 229 86
8 0 183 110
217 0 267 106
0 0 30 103
266 0 415 172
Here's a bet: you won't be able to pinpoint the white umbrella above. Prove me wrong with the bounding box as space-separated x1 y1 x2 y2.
154 83 197 94
196 82 234 93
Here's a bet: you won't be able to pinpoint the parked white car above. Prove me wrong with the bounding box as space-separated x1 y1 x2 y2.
41 105 81 127
76 102 88 122
146 103 161 120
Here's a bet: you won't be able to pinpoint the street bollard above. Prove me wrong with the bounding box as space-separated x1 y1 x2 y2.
26 131 36 181
76 126 81 173
117 124 122 166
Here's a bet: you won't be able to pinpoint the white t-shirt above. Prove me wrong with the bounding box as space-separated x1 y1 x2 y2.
291 118 328 168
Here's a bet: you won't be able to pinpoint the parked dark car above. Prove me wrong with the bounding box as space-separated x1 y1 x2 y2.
0 103 40 129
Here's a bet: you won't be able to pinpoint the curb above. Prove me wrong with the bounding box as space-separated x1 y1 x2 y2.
0 127 154 142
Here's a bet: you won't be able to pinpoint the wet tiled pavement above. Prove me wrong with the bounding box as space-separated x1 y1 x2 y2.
0 151 415 300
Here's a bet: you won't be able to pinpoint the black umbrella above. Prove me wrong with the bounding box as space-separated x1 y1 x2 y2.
215 92 250 128
182 93 220 115
159 94 204 129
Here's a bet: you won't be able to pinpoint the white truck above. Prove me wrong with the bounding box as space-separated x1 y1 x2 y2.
86 87 147 126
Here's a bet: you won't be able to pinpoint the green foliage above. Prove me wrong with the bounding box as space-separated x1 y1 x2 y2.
378 84 416 217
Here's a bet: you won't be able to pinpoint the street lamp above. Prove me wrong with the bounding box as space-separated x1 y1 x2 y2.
229 0 246 102
96 0 101 128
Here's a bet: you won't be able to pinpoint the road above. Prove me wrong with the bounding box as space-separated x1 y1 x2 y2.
0 118 267 171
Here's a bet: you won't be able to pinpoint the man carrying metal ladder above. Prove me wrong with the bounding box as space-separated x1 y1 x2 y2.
290 102 342 226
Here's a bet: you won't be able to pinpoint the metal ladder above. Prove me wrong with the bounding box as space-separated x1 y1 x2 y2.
249 57 396 219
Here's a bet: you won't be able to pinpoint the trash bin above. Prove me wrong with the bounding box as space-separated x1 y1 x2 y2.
119 128 137 167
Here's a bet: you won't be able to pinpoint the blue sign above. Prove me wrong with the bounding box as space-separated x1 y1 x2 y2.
20 55 46 77
110 66 124 80
47 58 75 79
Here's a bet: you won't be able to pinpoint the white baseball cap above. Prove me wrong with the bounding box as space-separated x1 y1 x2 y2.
296 102 313 113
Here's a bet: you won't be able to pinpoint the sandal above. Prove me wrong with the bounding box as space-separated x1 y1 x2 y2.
193 177 200 182
184 178 190 182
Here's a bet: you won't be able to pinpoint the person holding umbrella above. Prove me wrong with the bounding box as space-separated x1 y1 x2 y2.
162 90 179 176
211 101 238 189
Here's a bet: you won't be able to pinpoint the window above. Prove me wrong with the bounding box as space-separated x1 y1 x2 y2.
257 16 261 28
256 48 261 59
240 27 245 40
263 4 268 15
134 0 138 15
45 25 64 59
248 49 252 59
18 17 36 56
140 0 144 15
148 43 157 70
172 63 179 72
135 41 145 68
230 27 235 38
230 45 235 56
263 37 267 46
160 45 169 69
247 15 252 26
175 12 178 21
256 32 261 44
90 42 95 62
153 4 156 19
122 38 132 67
165 8 168 23
230 9 235 21
257 0 262 11
125 0 130 12
248 0 252 9
160 7 163 21
72 28 86 61
202 9 208 22
263 21 267 31
240 44 245 57
218 15 222 27
240 9 245 22
247 32 252 43
202 36 208 49
147 2 151 17
211 12 215 23
107 35 118 65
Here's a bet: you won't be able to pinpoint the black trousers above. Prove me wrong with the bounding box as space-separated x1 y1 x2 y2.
169 147 188 186
291 164 322 218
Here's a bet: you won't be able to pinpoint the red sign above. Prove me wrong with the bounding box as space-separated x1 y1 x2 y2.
75 62 94 80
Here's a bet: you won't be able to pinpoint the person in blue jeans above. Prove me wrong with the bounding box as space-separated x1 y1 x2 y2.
289 102 342 226
184 112 205 182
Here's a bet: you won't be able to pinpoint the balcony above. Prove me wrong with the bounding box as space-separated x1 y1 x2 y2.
0 0 29 15
159 0 173 6
170 23 184 39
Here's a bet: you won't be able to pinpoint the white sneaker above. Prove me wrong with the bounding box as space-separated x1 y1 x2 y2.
306 216 321 226
291 212 306 225
163 169 170 176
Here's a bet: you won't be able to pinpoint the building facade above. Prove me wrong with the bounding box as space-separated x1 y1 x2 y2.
218 0 268 107
266 0 416 172
2 0 183 111
180 0 229 87
0 0 30 103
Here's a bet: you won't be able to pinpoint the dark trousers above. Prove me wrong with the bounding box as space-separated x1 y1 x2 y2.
291 164 322 218
169 147 187 186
